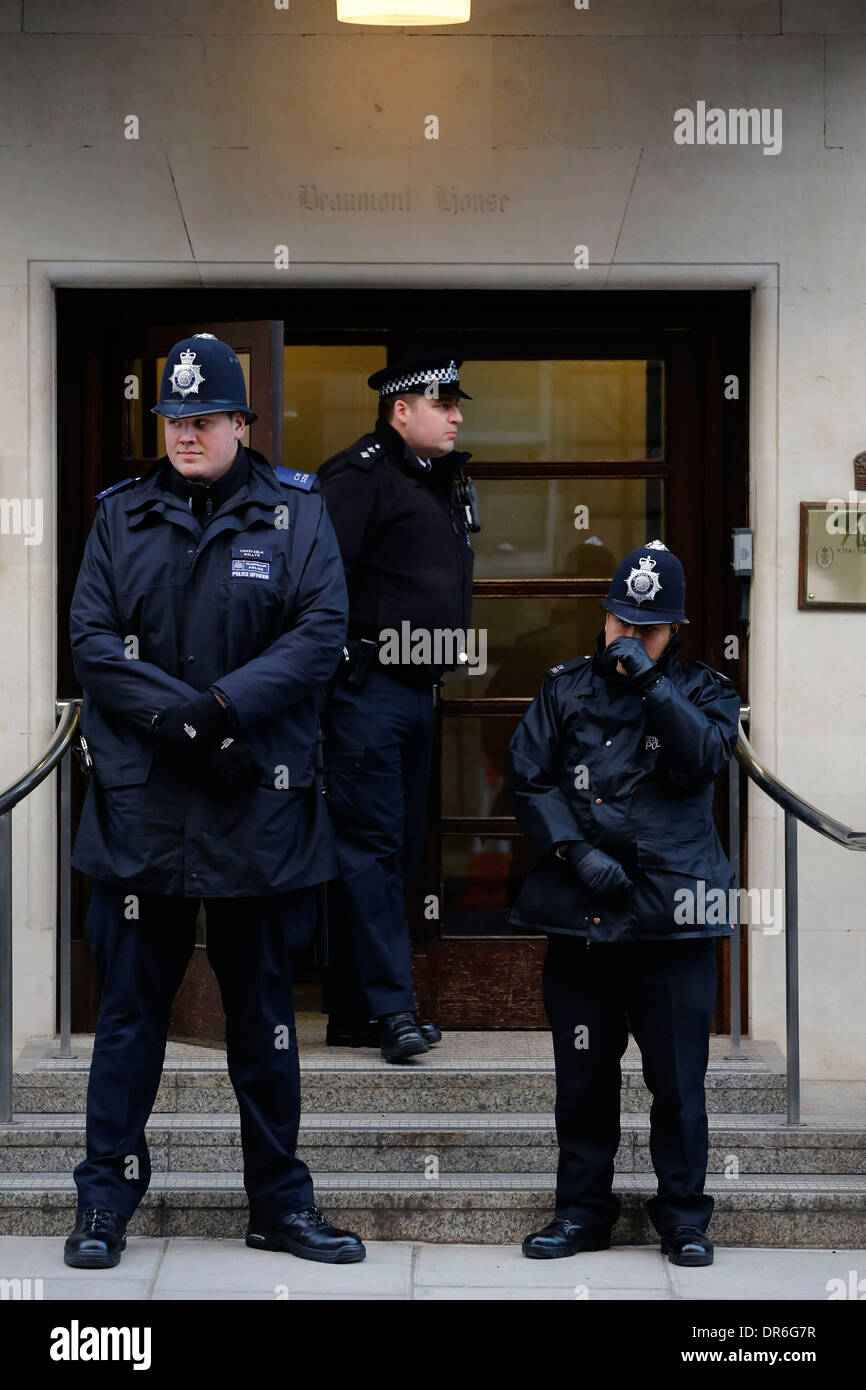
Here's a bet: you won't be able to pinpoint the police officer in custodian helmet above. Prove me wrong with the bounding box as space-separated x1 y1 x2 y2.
508 541 741 1267
64 334 366 1268
317 351 478 1063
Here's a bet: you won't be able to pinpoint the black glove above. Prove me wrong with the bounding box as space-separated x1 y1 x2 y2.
199 737 264 792
602 636 662 691
562 841 633 898
152 691 228 752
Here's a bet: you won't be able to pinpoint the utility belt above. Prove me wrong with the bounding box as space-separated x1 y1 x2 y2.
338 635 381 689
337 633 447 692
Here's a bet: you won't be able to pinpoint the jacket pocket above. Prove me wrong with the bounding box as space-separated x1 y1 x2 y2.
633 834 728 929
636 834 716 879
94 748 155 790
510 854 588 934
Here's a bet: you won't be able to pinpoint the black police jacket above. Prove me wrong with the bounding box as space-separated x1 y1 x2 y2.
508 630 741 942
69 445 348 897
317 418 475 686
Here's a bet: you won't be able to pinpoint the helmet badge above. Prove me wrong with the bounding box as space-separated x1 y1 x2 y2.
625 554 662 605
169 348 205 399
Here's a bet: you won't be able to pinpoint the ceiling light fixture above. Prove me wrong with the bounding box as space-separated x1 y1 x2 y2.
337 1 470 25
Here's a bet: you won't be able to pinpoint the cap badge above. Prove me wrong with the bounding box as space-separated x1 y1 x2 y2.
169 348 205 399
625 554 662 605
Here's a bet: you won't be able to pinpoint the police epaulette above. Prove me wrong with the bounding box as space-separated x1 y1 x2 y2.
93 477 138 502
274 466 319 493
693 660 738 689
344 437 383 470
547 655 591 679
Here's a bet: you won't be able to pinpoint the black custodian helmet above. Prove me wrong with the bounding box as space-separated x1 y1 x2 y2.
600 540 689 625
151 334 257 422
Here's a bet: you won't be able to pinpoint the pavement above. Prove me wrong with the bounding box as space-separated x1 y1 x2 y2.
1 1237 864 1300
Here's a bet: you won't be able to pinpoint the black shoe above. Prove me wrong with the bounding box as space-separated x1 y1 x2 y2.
325 1015 376 1047
660 1224 714 1266
522 1217 612 1259
246 1205 366 1264
378 1011 430 1063
63 1207 128 1269
326 1016 442 1049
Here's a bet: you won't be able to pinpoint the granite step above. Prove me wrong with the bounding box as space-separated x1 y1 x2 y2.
11 1069 788 1116
1 1112 864 1176
12 1031 788 1116
1 1172 864 1247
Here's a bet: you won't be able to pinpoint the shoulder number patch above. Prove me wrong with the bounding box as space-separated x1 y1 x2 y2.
274 467 319 493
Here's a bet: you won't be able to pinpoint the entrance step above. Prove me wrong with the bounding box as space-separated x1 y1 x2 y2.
12 1030 788 1116
8 1029 862 1246
2 1112 864 1177
1 1173 864 1248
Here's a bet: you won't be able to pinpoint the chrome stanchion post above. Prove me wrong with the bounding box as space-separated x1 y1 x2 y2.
726 749 742 1060
784 809 801 1125
58 741 74 1059
0 809 13 1123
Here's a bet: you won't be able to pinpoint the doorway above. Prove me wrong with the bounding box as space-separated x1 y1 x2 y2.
57 288 749 1035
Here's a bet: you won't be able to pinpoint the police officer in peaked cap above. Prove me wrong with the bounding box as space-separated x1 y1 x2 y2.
317 350 478 1063
64 333 367 1267
508 541 741 1266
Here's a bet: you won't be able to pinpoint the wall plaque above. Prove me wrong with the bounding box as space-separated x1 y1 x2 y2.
799 499 866 609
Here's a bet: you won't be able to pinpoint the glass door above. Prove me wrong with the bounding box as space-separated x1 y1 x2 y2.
414 355 675 1027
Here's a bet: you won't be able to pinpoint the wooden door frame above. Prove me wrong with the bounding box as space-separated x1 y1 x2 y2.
57 288 749 1033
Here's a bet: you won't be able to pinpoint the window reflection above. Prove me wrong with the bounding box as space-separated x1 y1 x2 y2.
442 835 539 938
472 478 663 580
283 344 386 471
458 359 664 462
442 596 610 700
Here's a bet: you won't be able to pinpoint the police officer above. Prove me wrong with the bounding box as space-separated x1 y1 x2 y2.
317 351 477 1063
64 334 366 1268
508 541 740 1266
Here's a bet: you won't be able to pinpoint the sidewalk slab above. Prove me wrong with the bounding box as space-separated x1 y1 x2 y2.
153 1235 411 1296
668 1246 866 1301
414 1241 669 1289
0 1238 863 1299
415 1287 672 1300
0 1233 164 1279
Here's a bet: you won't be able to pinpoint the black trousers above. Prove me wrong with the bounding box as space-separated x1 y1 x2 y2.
73 880 317 1223
542 933 717 1237
321 667 434 1020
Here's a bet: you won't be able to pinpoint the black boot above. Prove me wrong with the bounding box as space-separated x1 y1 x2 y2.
660 1225 714 1266
246 1206 366 1264
64 1208 128 1269
325 1014 376 1047
378 1011 430 1063
522 1217 612 1259
326 1015 442 1048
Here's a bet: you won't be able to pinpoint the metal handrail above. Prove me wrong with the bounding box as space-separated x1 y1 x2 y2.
735 723 866 851
0 699 81 1123
729 704 866 1125
0 697 863 1130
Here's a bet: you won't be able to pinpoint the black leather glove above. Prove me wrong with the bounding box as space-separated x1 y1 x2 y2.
602 636 663 691
152 691 228 752
199 737 264 792
562 841 633 898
